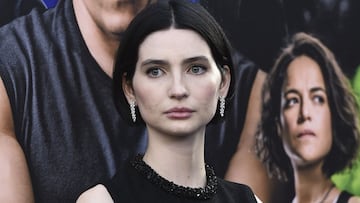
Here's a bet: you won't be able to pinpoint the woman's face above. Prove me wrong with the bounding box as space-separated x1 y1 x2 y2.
280 55 332 168
124 28 230 137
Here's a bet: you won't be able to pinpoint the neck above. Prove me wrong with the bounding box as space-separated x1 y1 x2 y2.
292 164 335 203
73 0 120 77
143 129 206 188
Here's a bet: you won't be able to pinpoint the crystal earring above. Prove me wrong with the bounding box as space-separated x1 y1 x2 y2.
219 96 225 117
130 101 136 122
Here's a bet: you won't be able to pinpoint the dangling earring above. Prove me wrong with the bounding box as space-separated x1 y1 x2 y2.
130 101 136 122
219 96 225 117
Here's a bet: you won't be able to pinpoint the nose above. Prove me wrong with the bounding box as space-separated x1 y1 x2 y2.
168 74 188 100
297 99 311 123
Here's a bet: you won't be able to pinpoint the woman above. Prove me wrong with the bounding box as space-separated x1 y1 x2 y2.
77 0 257 202
256 32 360 203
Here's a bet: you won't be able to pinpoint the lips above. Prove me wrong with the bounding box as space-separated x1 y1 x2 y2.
297 129 315 138
164 107 195 119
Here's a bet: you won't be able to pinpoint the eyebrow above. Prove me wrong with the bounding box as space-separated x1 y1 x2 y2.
284 86 326 97
182 56 210 65
141 59 168 67
140 56 210 67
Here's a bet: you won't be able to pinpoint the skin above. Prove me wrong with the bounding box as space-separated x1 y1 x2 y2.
0 1 148 202
131 28 226 139
280 55 332 169
78 28 231 202
281 55 360 203
0 77 34 203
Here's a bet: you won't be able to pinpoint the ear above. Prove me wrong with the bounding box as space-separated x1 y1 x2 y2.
219 65 231 97
122 73 135 104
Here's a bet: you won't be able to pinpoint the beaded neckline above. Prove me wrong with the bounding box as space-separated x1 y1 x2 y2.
131 154 218 200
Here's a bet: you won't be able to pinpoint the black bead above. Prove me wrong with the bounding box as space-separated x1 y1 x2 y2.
131 154 218 200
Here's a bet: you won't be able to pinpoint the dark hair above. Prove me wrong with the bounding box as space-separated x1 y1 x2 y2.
256 32 360 181
113 0 235 125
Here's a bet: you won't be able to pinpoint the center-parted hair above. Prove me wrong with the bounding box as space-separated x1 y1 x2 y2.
113 0 235 125
256 32 360 181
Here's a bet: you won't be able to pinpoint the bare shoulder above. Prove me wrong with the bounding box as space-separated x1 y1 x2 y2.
349 196 360 203
76 184 113 203
0 76 14 135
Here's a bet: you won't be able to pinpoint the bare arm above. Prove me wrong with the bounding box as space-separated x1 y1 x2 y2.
77 184 113 203
225 69 287 203
0 77 34 203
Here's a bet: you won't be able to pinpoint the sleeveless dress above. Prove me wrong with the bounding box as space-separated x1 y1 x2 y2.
103 157 258 203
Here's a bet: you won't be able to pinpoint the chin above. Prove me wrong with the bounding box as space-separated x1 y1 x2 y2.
108 21 130 32
165 127 198 137
294 155 325 168
169 129 193 136
105 12 133 32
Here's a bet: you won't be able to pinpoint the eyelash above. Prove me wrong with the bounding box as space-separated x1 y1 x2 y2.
146 67 164 78
145 64 208 78
284 95 326 109
284 97 298 108
188 65 207 75
313 95 325 104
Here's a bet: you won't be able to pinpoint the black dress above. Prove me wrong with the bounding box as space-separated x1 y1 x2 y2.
104 156 257 203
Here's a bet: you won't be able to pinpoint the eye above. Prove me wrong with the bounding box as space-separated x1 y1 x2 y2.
313 95 325 104
284 97 299 109
188 65 207 75
146 67 164 78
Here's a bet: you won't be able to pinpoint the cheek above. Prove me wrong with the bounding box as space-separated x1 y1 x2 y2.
319 108 333 149
280 111 295 135
135 88 153 106
323 107 332 130
280 112 297 147
323 116 332 136
132 79 161 111
193 81 220 109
